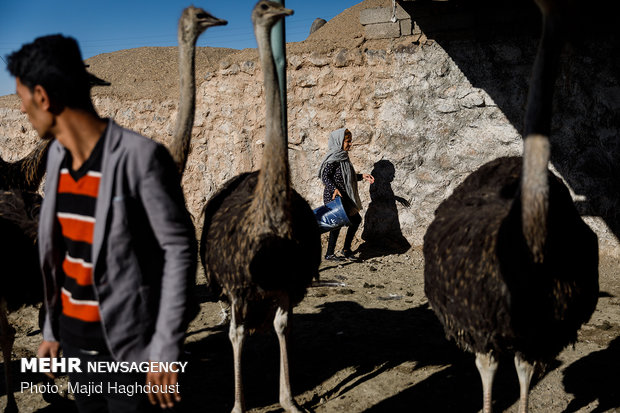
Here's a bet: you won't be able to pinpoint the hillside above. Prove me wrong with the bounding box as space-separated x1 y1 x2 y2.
84 0 390 101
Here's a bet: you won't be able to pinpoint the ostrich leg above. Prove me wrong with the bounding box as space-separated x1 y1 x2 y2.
0 298 17 413
229 303 246 413
475 352 498 413
514 354 535 413
273 298 303 413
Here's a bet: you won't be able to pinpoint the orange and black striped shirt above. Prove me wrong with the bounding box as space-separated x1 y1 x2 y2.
56 134 107 351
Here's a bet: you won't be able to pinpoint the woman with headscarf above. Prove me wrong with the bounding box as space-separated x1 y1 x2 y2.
318 128 374 261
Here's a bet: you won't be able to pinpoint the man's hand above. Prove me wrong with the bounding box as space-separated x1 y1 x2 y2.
37 341 61 379
146 370 180 409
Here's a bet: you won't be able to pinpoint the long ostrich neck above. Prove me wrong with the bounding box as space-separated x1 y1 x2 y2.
170 27 198 176
251 22 292 230
521 11 564 263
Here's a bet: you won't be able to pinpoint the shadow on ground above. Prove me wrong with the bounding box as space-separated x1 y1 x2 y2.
179 301 532 412
562 335 620 413
3 302 617 412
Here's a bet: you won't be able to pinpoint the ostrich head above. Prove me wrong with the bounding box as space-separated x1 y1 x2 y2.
251 0 294 28
179 6 227 45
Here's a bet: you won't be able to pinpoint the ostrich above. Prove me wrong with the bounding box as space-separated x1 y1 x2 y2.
168 6 227 176
0 140 50 191
159 4 226 323
0 190 42 413
0 142 50 412
199 2 321 412
423 1 599 413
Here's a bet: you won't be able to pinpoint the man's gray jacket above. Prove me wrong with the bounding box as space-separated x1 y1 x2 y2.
39 119 197 362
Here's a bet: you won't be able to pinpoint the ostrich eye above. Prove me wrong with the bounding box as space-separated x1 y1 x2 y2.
196 12 208 19
261 4 269 10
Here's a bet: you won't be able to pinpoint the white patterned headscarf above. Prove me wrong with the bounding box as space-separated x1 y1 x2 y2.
318 128 362 210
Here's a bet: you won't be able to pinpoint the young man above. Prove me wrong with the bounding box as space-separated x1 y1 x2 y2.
8 34 197 412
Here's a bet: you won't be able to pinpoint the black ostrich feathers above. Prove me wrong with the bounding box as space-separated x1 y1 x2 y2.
200 171 321 329
423 156 598 363
0 190 43 311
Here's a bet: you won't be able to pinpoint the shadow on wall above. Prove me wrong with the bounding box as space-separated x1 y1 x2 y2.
358 160 411 259
403 0 620 249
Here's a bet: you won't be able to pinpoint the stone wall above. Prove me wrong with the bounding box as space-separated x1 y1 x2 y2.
1 33 619 256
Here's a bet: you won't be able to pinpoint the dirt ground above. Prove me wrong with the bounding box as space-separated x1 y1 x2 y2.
2 245 619 413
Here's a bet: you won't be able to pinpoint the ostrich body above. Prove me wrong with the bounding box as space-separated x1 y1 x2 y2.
423 1 599 412
169 6 227 176
0 142 49 413
0 190 42 413
0 139 49 412
200 2 321 412
0 140 50 191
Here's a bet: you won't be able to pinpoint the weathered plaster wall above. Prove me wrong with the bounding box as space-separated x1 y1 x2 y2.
1 35 618 256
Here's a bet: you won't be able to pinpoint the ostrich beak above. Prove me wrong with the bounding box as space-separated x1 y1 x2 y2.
211 17 228 27
266 6 293 20
197 12 228 28
276 7 294 18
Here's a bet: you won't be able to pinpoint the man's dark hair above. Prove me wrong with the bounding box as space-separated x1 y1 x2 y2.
7 34 94 112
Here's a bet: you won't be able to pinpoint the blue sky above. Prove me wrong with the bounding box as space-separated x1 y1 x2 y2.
0 0 361 97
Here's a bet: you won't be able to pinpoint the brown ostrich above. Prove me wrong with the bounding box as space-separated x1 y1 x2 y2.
199 2 321 412
423 1 599 413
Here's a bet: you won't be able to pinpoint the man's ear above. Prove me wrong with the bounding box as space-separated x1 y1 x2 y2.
32 84 51 111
